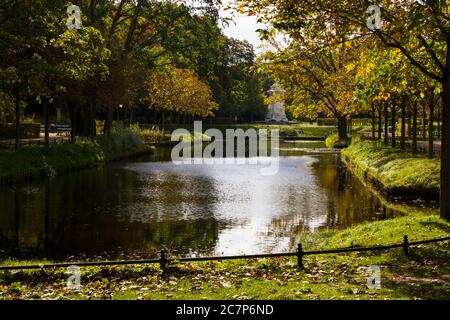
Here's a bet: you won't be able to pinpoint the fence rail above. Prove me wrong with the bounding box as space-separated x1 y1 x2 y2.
0 235 448 272
0 136 91 149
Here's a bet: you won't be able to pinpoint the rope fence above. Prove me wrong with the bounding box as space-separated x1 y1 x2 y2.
0 235 448 272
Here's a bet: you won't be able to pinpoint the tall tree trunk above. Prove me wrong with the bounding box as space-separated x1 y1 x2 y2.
162 109 165 132
378 105 382 140
103 107 113 137
384 101 388 145
44 99 49 146
70 102 77 143
408 106 412 138
440 37 450 221
422 105 427 141
371 103 375 139
14 94 20 150
441 69 450 220
437 105 441 138
347 115 352 134
401 96 406 151
412 102 418 154
337 115 348 142
428 101 435 159
89 0 97 24
90 103 96 141
391 102 397 148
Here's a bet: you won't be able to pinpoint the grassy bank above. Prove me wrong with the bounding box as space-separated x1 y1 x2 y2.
0 213 448 300
161 123 337 140
251 124 336 139
325 133 349 148
0 127 151 184
341 136 440 198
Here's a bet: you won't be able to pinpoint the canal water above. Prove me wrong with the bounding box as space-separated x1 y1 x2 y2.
0 141 437 261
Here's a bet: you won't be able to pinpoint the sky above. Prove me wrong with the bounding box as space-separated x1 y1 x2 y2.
218 1 273 54
218 2 289 55
219 8 266 53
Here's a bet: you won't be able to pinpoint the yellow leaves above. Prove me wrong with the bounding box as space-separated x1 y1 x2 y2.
434 86 442 95
344 40 353 48
346 62 355 72
147 67 216 117
366 61 376 73
378 91 391 101
357 68 367 78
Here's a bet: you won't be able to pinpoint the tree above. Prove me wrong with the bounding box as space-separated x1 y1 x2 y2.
258 35 364 142
91 0 220 135
0 0 110 145
145 66 217 129
54 27 110 141
212 37 265 122
0 0 51 148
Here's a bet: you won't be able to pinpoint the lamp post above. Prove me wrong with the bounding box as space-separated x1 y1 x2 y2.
117 104 123 121
44 97 54 146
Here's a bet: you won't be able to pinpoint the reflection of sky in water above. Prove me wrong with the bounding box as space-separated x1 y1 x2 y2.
1 143 423 261
123 156 330 255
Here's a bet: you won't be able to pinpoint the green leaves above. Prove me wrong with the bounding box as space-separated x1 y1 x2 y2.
53 27 110 82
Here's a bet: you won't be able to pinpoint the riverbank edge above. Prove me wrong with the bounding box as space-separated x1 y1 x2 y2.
0 213 448 300
340 137 440 200
0 136 154 186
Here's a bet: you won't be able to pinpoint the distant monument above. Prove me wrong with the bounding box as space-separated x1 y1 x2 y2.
266 83 288 123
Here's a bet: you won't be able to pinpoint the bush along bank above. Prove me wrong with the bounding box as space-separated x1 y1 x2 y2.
0 127 152 184
341 136 440 199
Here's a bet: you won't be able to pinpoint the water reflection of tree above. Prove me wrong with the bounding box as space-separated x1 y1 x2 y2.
0 165 223 260
310 154 398 227
263 214 309 252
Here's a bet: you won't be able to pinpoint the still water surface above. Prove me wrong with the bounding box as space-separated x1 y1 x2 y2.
0 141 435 261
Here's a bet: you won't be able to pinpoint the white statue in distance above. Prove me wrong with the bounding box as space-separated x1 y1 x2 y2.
266 83 288 123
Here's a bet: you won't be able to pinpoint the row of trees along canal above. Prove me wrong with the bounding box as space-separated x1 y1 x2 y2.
0 0 266 147
237 0 450 221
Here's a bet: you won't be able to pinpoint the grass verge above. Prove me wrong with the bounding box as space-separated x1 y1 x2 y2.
0 213 448 300
163 123 337 139
341 136 440 198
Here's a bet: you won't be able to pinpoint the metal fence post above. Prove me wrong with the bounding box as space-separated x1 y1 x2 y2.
297 243 304 271
403 235 409 256
159 249 167 272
